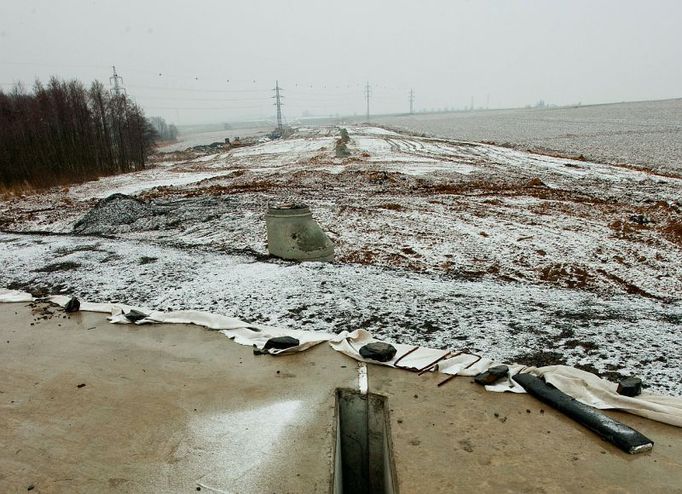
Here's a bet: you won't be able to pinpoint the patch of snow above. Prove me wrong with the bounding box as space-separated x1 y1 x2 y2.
1 231 679 395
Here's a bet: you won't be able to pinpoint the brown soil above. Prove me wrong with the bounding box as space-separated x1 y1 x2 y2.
513 350 567 367
377 203 407 211
662 221 682 246
595 269 664 300
427 178 606 205
538 264 591 289
608 218 647 239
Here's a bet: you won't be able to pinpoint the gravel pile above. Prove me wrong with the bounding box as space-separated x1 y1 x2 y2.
73 193 152 234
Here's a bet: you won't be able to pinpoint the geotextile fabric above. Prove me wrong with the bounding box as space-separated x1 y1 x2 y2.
2 289 680 427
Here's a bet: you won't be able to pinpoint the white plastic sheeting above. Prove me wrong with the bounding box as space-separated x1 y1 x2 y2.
46 294 337 355
331 329 682 427
535 365 682 427
2 289 681 427
0 289 33 303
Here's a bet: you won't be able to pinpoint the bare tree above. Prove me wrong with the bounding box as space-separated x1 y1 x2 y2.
0 77 156 188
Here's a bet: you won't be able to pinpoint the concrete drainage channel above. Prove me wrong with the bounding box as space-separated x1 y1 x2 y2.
333 389 398 494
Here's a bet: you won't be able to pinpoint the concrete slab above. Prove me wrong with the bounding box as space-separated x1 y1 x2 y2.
0 302 357 493
369 363 682 493
2 302 682 493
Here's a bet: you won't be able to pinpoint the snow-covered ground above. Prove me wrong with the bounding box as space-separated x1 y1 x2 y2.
1 125 681 394
372 98 682 174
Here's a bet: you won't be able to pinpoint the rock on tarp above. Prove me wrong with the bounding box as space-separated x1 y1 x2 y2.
474 365 509 385
359 342 397 362
263 336 300 350
64 297 80 313
617 377 643 397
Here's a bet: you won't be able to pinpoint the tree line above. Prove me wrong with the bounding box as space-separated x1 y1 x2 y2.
0 77 157 188
149 116 178 142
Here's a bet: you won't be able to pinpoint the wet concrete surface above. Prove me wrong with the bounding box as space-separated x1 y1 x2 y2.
1 302 682 493
0 302 356 493
370 364 682 493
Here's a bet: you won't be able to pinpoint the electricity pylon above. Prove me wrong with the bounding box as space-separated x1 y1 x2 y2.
109 66 126 96
273 80 284 132
365 81 371 122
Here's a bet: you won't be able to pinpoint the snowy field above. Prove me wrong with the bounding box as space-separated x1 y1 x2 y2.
372 98 682 174
158 126 271 152
1 125 680 394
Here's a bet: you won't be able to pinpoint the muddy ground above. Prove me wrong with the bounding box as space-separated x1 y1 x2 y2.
1 126 680 394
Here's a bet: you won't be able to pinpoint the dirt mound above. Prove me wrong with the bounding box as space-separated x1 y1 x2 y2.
527 177 546 187
73 193 152 234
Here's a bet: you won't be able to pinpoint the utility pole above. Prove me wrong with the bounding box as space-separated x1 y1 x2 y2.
409 89 415 114
470 96 474 111
109 66 126 96
365 81 371 122
273 80 284 132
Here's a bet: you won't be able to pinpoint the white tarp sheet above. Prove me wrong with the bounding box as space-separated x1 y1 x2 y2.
330 329 682 427
46 294 337 355
2 290 681 427
0 289 34 303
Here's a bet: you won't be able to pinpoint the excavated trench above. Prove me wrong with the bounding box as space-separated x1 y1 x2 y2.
333 389 398 494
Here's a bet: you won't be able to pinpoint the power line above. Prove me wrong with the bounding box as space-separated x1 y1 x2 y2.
0 62 429 119
127 84 269 94
0 61 419 118
0 60 111 69
142 105 268 110
285 90 359 98
136 95 269 102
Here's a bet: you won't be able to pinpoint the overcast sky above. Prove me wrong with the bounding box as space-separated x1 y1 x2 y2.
1 0 681 125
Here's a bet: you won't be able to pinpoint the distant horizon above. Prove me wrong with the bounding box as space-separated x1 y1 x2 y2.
2 74 678 128
172 95 682 129
2 1 681 125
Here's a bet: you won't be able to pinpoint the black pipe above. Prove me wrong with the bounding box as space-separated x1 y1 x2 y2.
513 373 654 454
